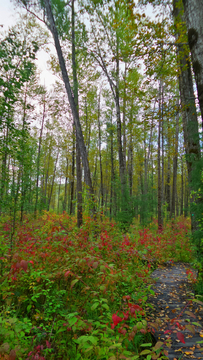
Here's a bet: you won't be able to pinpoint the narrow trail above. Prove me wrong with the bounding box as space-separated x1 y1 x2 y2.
148 263 203 359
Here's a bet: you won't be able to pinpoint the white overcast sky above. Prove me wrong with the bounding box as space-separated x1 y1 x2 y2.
0 0 56 88
0 0 156 88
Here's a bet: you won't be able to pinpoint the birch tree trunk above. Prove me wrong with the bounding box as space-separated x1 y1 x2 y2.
44 0 94 202
183 0 203 122
173 0 201 231
158 80 163 232
171 103 179 218
72 0 82 227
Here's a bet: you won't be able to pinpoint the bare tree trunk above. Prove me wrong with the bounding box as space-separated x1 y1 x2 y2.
70 128 75 215
98 92 104 210
110 116 115 218
122 64 127 171
72 0 82 226
180 155 184 215
63 156 68 212
58 175 61 214
183 0 203 122
128 104 133 197
166 118 171 214
171 102 179 218
44 0 94 202
44 143 52 208
173 0 201 231
158 80 163 231
34 93 46 218
47 149 59 211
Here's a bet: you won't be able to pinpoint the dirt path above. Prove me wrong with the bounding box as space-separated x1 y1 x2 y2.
148 263 203 359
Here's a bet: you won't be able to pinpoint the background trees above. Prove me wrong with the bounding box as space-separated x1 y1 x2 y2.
0 0 202 233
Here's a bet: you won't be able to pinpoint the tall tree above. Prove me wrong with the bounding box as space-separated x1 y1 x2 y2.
183 0 203 122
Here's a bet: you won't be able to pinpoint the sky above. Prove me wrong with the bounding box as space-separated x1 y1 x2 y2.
0 0 156 89
0 0 57 88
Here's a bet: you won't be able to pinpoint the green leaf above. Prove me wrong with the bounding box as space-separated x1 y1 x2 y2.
71 279 79 288
27 304 32 312
102 303 109 311
91 302 99 310
68 317 78 326
140 343 152 347
140 349 152 355
192 322 202 327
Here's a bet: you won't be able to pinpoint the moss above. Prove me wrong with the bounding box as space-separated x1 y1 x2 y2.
188 28 198 50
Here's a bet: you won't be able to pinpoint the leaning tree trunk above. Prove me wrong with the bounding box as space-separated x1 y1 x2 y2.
183 0 203 123
44 0 94 204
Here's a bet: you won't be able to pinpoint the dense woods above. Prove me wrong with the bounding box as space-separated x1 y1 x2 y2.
1 0 202 228
0 0 203 358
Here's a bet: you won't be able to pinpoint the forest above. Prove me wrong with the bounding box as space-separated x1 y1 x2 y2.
0 0 203 358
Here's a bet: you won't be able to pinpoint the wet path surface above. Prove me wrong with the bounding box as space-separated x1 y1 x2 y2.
148 263 203 359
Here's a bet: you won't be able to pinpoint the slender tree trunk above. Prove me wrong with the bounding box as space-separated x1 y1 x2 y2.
158 80 163 231
183 0 203 122
122 64 127 171
98 92 104 210
171 102 179 218
110 116 115 218
128 104 133 197
166 118 171 213
115 53 126 191
34 93 46 218
180 155 184 215
161 88 164 208
44 143 52 207
58 175 61 214
44 0 94 202
0 123 9 215
70 128 75 215
63 156 68 212
72 0 82 226
47 149 59 211
20 90 27 223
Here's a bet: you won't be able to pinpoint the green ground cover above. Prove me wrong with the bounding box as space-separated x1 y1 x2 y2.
0 213 194 360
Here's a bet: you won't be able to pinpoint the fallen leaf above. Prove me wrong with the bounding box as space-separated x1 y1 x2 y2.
177 332 185 344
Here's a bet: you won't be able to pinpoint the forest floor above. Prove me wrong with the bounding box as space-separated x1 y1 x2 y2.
0 213 203 360
148 263 203 359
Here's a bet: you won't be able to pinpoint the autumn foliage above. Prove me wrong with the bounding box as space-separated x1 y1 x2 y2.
0 213 193 359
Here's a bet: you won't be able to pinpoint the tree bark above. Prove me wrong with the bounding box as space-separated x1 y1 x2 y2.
183 0 203 122
171 102 179 218
44 0 94 202
71 0 82 226
158 80 163 231
34 93 46 218
173 0 201 231
98 92 104 210
63 156 68 212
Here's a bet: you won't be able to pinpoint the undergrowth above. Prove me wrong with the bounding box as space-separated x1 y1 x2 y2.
0 213 193 359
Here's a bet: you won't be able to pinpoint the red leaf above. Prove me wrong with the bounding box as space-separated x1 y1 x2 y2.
64 270 71 277
20 260 28 272
164 330 171 335
112 312 123 326
177 332 185 344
